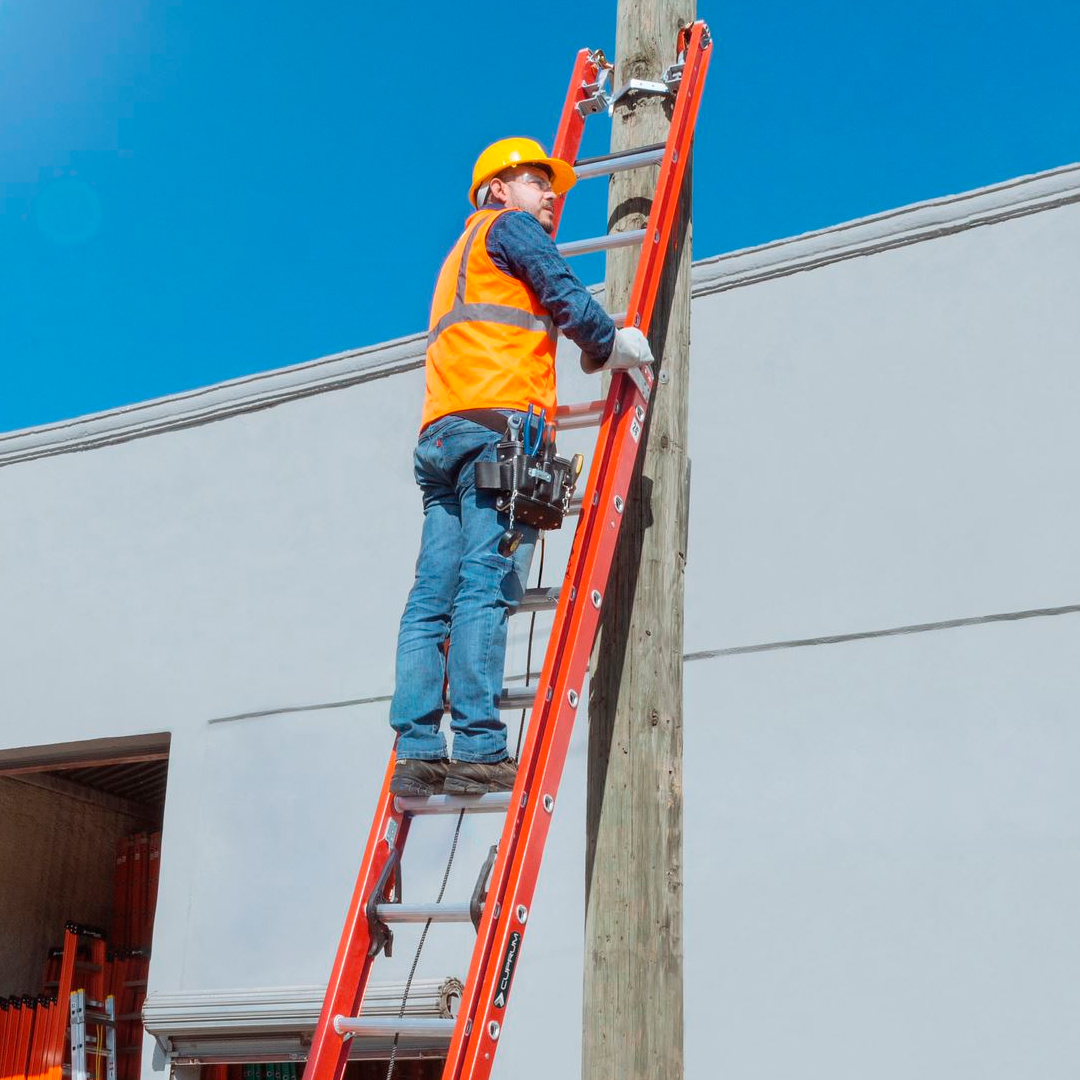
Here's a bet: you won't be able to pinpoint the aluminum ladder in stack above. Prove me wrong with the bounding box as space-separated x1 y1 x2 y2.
69 990 117 1080
303 20 711 1080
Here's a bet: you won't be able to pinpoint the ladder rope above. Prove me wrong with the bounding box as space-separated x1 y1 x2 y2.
384 809 466 1080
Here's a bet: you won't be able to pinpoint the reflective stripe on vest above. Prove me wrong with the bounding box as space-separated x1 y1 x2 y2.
420 208 559 429
426 217 556 347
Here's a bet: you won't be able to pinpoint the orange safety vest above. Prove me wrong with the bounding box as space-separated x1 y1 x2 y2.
421 207 557 429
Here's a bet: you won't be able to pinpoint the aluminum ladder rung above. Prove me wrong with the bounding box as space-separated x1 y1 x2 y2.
574 142 666 179
557 228 646 258
555 399 604 431
373 901 473 924
442 687 536 714
393 791 513 815
517 586 560 613
333 1016 457 1039
500 685 540 710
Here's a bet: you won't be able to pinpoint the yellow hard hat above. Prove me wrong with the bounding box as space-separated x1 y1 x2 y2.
469 137 577 208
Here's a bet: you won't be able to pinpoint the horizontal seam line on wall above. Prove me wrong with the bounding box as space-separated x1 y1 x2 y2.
207 603 1080 725
208 695 392 724
685 602 1080 660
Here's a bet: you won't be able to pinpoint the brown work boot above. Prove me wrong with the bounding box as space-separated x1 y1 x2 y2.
443 757 517 795
389 758 449 797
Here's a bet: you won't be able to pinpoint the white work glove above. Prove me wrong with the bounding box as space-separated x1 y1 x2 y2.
581 327 654 373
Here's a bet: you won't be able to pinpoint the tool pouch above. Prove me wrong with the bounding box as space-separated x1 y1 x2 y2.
475 418 582 532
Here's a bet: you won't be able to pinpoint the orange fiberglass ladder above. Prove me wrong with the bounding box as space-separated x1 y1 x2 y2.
303 20 711 1080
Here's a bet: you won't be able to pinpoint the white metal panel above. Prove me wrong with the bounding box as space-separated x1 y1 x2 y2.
685 613 1080 1079
685 201 1080 656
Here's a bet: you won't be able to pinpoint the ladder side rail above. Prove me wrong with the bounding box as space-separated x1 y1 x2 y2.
47 926 107 1080
14 1000 34 1080
89 939 107 1010
443 24 711 1077
622 21 712 338
444 247 658 1080
105 996 117 1080
2 1001 18 1079
549 49 601 236
6 1001 24 1080
429 47 601 1070
43 928 79 1080
70 991 87 1080
437 49 626 1077
25 997 47 1080
445 369 651 1080
0 1004 8 1078
303 46 600 1080
302 748 411 1080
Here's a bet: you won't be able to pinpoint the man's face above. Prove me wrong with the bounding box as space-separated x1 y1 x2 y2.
487 165 557 233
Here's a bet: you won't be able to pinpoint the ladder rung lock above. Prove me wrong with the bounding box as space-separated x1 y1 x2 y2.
573 143 666 179
394 791 513 815
557 228 647 258
517 586 560 613
374 902 473 924
334 1016 457 1039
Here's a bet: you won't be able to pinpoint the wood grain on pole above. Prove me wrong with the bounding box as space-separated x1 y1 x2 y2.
583 2 695 1077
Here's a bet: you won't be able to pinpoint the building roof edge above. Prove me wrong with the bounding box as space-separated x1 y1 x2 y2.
3 162 1078 468
694 161 1080 295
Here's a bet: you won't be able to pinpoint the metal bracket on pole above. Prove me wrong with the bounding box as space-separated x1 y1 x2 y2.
609 77 671 112
608 53 693 114
661 61 685 92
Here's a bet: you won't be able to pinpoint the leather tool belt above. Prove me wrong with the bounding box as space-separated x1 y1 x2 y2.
473 409 583 532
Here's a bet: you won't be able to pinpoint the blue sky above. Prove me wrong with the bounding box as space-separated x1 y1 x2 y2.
2 0 1078 433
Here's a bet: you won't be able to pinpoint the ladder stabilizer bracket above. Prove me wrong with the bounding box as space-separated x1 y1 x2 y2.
576 49 613 117
609 77 672 113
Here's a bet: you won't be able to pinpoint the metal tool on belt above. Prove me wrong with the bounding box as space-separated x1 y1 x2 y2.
474 407 584 555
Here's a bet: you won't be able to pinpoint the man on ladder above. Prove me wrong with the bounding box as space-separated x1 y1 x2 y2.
389 136 654 797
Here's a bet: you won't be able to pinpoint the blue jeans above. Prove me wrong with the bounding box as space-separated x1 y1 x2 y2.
390 414 537 762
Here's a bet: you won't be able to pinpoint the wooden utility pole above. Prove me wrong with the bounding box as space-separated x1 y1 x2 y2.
583 1 695 1077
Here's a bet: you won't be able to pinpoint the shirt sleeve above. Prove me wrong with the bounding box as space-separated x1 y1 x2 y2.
486 210 615 367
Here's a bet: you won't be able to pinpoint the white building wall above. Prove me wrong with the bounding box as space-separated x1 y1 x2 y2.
2 164 1079 1078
